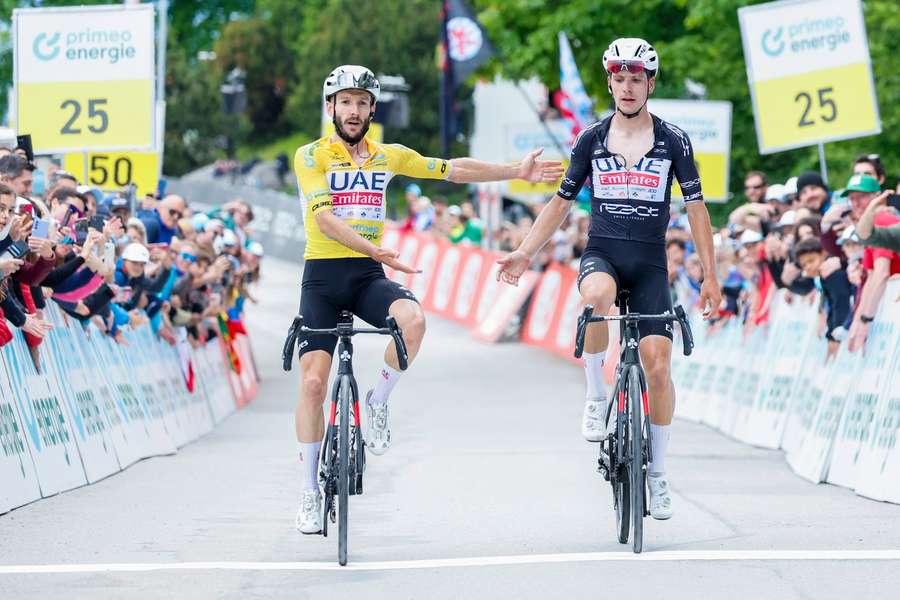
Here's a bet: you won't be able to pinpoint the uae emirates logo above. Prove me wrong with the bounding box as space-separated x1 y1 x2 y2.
447 17 483 61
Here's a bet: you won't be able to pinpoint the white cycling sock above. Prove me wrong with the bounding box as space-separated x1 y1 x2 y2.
299 441 321 491
369 363 401 406
583 351 607 401
649 424 670 476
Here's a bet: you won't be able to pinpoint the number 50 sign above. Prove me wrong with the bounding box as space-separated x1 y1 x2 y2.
13 4 156 154
738 0 880 154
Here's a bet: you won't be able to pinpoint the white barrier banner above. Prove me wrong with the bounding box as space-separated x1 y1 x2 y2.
131 327 191 448
742 296 818 448
42 307 120 483
69 320 141 469
827 279 900 489
853 339 900 502
787 345 860 483
782 340 829 459
672 313 708 422
2 332 86 496
0 352 41 513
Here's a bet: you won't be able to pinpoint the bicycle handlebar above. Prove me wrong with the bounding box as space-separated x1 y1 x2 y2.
282 314 409 372
573 304 694 359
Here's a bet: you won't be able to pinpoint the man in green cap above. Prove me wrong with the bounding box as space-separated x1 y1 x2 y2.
845 173 900 352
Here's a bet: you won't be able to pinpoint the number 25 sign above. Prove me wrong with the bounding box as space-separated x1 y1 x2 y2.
738 0 880 154
13 4 156 154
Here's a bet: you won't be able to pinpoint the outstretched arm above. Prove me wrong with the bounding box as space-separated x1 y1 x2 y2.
448 148 564 184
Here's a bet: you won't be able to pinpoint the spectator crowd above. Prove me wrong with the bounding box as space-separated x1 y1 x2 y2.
0 143 265 368
394 153 900 359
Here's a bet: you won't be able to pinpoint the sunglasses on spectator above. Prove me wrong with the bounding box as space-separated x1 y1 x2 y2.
66 203 85 219
179 252 197 263
168 208 183 219
744 184 765 190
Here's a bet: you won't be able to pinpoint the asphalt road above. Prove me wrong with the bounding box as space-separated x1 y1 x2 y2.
1 257 898 599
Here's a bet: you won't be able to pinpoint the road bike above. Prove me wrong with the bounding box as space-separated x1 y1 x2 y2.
283 310 408 565
574 291 693 553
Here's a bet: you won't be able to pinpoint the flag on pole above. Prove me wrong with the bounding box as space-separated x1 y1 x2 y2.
555 32 595 143
440 0 495 157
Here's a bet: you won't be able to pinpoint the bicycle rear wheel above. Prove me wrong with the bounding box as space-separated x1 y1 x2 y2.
337 375 351 566
628 365 646 554
613 381 630 545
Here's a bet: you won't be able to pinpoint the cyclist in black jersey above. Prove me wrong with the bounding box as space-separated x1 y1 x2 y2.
497 37 721 521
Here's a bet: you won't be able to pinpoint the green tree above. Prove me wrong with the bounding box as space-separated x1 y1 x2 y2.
283 0 444 157
163 31 233 176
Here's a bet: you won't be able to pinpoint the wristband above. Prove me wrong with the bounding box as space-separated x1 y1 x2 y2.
860 315 875 324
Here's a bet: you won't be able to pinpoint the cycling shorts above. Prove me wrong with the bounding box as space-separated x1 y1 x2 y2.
577 237 673 340
298 257 417 357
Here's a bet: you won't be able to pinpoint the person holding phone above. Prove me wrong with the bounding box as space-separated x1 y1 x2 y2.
855 188 900 253
843 174 900 352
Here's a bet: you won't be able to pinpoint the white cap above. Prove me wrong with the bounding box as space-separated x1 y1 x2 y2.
121 243 149 264
778 210 797 227
765 183 787 202
784 176 799 196
740 229 764 245
221 229 238 246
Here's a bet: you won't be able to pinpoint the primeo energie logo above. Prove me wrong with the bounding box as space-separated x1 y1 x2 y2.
761 15 851 57
32 27 138 64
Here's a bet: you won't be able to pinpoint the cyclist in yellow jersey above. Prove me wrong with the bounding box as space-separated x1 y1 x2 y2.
293 65 563 534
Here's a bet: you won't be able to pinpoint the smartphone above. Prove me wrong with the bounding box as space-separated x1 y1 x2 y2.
31 218 51 239
103 241 115 267
15 134 34 163
73 218 89 234
6 240 30 259
18 203 33 215
88 215 106 231
888 194 900 212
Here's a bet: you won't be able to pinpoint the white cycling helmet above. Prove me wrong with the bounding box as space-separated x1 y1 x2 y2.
322 65 381 103
602 38 659 77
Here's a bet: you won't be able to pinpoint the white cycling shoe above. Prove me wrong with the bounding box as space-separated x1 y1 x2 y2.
295 489 322 534
581 399 609 442
648 474 674 520
365 390 391 456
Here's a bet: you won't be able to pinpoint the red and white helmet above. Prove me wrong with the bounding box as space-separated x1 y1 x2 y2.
602 38 659 77
323 65 381 102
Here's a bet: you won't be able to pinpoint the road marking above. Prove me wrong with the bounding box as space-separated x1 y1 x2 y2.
2 550 900 574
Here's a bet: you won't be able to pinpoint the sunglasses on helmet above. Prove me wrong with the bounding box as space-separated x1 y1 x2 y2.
607 60 648 74
332 71 378 90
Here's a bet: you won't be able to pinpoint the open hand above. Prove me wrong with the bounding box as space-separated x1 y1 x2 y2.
518 148 565 184
373 246 420 274
495 250 530 286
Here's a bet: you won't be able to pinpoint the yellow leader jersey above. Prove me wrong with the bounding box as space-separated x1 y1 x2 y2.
294 135 452 260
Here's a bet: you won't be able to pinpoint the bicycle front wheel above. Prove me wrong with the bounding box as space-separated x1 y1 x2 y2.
628 365 646 554
613 380 630 545
337 375 352 566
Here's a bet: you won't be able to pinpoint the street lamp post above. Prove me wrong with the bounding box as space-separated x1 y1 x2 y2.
220 67 246 183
